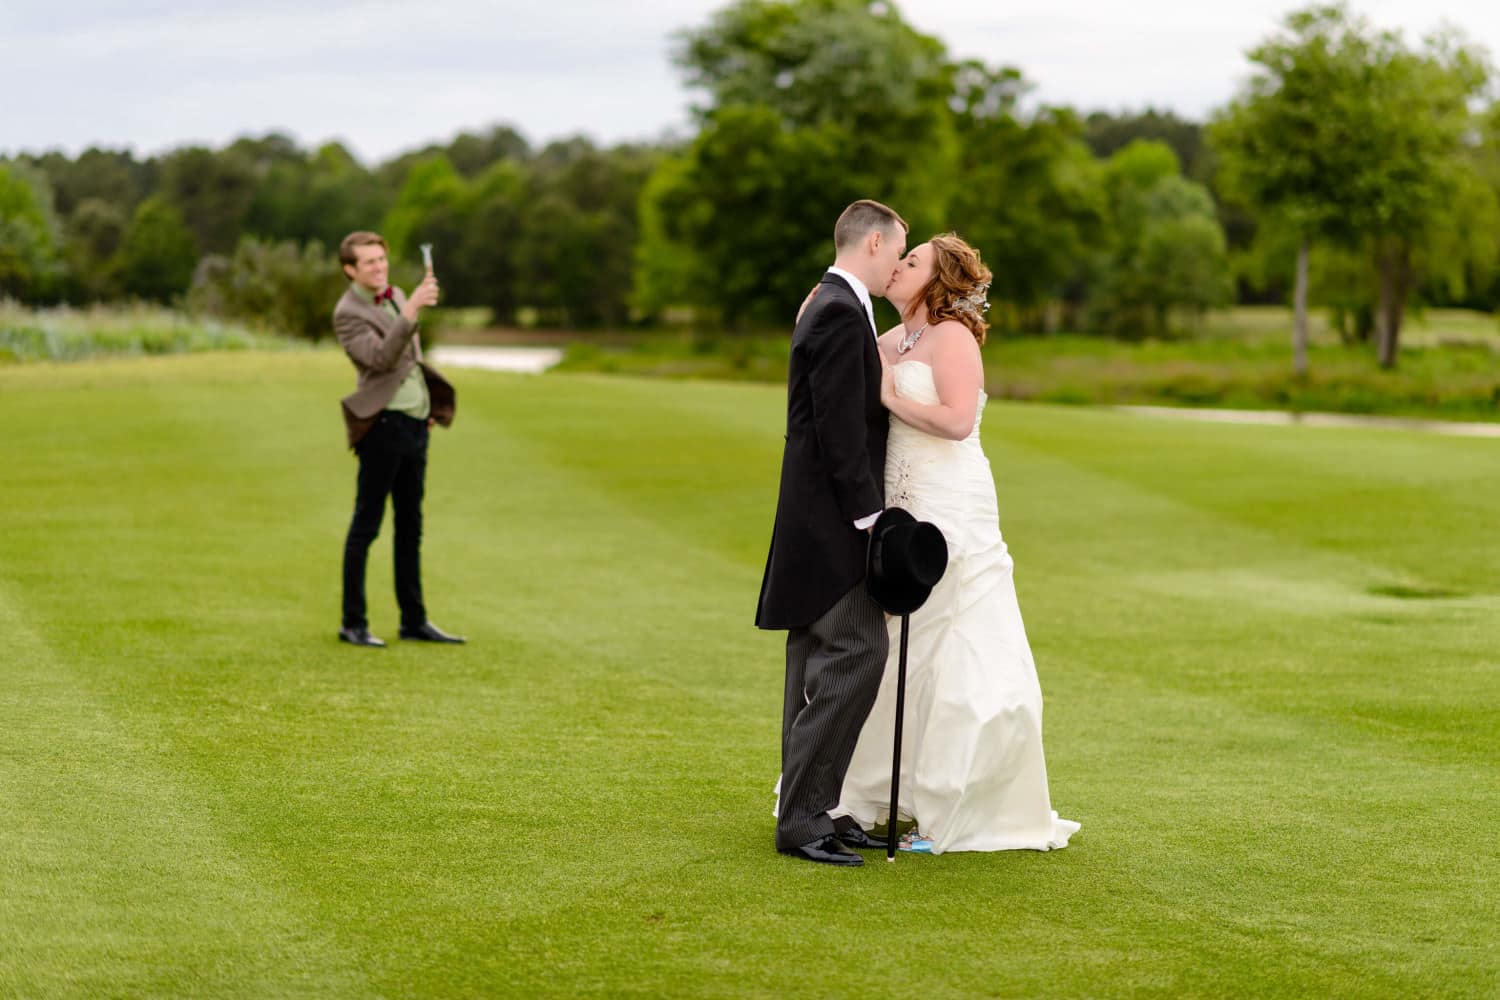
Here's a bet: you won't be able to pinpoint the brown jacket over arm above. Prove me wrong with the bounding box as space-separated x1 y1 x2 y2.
334 286 456 447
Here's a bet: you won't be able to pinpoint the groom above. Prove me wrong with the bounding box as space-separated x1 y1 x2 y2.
756 199 907 867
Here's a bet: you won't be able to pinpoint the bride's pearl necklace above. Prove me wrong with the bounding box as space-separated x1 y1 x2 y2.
896 323 928 355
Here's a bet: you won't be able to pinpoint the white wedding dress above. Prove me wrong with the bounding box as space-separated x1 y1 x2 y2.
834 360 1079 854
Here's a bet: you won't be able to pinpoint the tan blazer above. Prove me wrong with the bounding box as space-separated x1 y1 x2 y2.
334 286 456 447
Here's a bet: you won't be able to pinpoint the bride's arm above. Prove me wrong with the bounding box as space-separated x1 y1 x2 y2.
880 325 983 441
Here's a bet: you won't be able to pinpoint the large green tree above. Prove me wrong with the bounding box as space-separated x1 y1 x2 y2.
378 139 650 326
514 140 655 327
639 106 867 327
0 162 63 302
1211 6 1379 373
631 151 698 319
377 125 530 197
451 159 529 324
1090 141 1233 336
1084 108 1209 182
63 197 130 301
644 0 959 323
1362 30 1492 366
245 141 383 248
1465 100 1500 311
157 146 257 255
380 155 469 267
113 197 198 302
674 0 957 233
1213 4 1491 370
19 147 154 222
947 63 1107 332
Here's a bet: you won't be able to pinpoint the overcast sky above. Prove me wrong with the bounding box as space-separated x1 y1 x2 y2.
3 0 1498 164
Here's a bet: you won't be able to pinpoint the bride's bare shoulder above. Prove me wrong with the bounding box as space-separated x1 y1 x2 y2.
931 320 981 352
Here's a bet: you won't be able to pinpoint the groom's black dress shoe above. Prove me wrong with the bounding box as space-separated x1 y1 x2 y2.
832 823 890 851
399 621 466 644
338 626 386 648
779 834 864 867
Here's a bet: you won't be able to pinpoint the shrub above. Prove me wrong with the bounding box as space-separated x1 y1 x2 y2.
0 301 263 362
188 236 346 341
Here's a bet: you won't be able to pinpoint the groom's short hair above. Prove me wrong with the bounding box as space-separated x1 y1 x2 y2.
834 199 908 253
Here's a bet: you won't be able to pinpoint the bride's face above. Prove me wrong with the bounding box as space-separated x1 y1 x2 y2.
885 241 933 307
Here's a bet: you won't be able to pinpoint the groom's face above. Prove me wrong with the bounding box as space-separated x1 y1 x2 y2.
869 226 906 299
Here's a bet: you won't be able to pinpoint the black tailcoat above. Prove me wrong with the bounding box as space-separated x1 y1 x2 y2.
756 274 888 629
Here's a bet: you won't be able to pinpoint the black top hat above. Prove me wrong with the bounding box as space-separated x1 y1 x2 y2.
866 507 948 616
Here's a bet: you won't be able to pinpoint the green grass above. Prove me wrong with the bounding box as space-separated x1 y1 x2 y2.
2 353 1498 997
555 306 1500 422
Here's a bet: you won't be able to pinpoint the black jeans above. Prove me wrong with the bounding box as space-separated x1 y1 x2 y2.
342 411 428 630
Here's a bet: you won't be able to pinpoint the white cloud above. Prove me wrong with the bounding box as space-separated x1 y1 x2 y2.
3 0 1498 163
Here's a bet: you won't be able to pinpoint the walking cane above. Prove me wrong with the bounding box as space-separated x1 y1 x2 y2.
887 613 910 862
867 507 946 863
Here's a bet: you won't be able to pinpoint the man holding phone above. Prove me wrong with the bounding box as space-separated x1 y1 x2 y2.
334 230 463 647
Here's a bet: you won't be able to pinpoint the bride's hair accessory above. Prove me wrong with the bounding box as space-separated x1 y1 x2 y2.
953 281 991 320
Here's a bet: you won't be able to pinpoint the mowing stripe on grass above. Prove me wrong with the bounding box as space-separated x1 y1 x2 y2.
0 580 373 998
1 354 1497 997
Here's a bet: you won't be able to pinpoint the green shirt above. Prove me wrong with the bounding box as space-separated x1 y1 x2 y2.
351 283 430 420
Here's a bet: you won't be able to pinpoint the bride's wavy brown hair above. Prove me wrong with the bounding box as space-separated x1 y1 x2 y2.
904 233 993 345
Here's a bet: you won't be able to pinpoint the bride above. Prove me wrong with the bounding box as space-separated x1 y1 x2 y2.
835 232 1079 855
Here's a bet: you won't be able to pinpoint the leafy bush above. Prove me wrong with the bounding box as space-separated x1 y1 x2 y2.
114 197 198 302
0 301 270 363
0 162 64 301
188 236 346 341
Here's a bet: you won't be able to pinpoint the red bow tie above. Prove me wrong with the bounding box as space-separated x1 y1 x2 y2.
375 286 394 303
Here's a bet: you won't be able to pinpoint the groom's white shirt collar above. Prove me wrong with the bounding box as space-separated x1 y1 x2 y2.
825 266 878 338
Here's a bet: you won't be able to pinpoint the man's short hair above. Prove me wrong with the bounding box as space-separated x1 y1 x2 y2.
833 200 908 253
339 231 388 268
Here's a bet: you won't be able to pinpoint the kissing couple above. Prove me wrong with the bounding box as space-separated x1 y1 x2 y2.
756 199 1079 866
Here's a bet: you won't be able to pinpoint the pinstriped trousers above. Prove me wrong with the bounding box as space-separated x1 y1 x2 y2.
777 581 889 850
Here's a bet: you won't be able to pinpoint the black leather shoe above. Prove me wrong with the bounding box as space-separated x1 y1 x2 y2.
338 626 386 648
832 824 890 851
778 834 864 867
399 621 466 644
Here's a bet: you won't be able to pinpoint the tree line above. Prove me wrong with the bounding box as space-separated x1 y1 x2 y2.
3 1 1498 368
